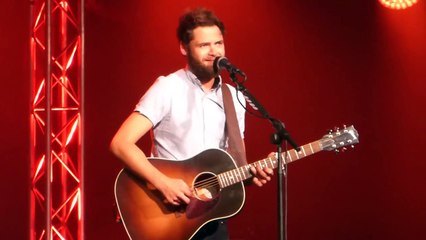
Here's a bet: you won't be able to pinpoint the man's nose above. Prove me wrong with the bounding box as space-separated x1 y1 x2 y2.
210 44 223 55
208 46 217 55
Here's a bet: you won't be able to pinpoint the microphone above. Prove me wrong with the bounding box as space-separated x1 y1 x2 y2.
214 57 246 76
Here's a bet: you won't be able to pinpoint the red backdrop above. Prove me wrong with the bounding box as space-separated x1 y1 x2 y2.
1 0 426 239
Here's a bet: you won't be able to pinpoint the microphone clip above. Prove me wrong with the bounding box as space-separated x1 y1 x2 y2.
214 57 246 77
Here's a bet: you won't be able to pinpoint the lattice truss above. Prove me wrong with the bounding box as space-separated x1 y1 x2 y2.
30 0 83 239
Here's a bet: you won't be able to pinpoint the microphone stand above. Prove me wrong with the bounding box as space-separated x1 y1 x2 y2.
228 72 300 240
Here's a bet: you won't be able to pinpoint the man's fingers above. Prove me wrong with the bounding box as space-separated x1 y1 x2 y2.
252 177 262 187
253 177 268 187
178 193 191 204
265 167 274 175
252 166 272 181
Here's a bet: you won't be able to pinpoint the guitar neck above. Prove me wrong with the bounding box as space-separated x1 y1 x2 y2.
217 140 323 188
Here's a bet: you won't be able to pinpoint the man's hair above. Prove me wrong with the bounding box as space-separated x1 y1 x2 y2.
177 8 225 45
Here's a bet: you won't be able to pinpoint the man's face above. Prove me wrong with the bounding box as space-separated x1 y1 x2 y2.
182 25 225 81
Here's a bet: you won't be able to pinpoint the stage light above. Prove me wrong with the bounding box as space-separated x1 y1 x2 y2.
379 0 418 10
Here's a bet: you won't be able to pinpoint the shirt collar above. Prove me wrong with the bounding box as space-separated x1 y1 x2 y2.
184 67 222 92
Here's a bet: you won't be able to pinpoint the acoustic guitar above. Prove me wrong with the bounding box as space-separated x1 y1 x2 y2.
115 125 359 239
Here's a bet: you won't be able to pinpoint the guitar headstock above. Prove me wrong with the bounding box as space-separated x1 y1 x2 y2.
321 125 359 152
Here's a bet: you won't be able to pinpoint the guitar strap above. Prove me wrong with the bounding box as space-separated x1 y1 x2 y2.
221 84 248 167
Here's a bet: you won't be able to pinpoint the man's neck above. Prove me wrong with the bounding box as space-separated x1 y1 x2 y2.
186 66 219 92
200 78 216 92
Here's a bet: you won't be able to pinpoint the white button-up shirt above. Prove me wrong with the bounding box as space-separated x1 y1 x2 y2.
135 68 246 160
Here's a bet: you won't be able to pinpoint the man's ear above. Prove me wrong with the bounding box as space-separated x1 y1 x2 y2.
180 43 188 56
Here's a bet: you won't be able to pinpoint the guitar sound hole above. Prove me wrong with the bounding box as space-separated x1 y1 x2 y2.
193 172 220 202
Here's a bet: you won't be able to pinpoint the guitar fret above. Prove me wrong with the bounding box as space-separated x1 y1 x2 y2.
218 174 224 188
252 162 257 169
233 169 241 181
263 159 268 169
245 165 252 178
234 169 240 182
222 173 229 187
230 170 235 182
227 171 233 184
227 171 234 184
287 152 292 162
268 157 275 168
223 173 229 187
300 146 306 156
294 150 300 159
309 143 314 154
239 167 246 179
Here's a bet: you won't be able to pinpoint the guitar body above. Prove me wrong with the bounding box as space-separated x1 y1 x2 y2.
114 149 246 240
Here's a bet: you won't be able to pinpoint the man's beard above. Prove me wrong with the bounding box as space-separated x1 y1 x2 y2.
187 53 217 82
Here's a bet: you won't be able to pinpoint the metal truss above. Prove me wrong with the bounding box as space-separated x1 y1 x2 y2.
30 0 84 239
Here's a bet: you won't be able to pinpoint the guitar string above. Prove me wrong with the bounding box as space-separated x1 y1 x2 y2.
193 173 227 188
192 171 239 189
193 159 275 189
192 145 324 190
194 140 348 189
192 141 340 191
193 177 219 189
192 165 252 189
192 159 276 189
197 145 327 189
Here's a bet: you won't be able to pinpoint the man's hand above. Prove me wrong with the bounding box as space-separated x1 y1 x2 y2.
250 166 274 187
250 152 275 187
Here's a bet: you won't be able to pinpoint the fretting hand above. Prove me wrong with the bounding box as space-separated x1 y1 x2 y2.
250 152 275 187
250 166 273 187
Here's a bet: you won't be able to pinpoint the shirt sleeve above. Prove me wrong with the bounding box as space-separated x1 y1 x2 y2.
134 76 173 127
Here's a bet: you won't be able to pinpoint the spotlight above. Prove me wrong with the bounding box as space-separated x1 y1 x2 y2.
379 0 418 10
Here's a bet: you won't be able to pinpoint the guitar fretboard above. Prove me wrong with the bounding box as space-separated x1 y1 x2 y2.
217 140 323 188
